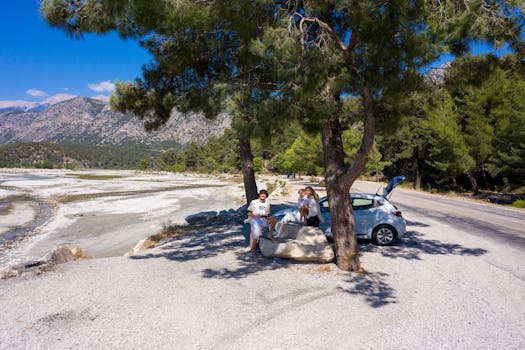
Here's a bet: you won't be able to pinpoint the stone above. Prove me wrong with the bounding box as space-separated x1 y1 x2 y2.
260 224 334 263
0 267 19 279
277 223 302 239
185 211 217 225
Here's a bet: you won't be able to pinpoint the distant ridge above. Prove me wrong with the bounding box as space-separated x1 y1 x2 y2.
0 97 231 146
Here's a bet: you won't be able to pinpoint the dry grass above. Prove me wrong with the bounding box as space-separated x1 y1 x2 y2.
319 265 331 273
72 247 91 260
0 195 34 215
147 221 188 244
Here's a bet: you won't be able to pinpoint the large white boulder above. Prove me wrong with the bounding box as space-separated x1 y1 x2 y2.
259 224 334 262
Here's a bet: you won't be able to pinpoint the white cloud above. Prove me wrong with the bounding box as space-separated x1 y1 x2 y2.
0 100 39 110
91 94 110 103
0 94 77 111
41 93 77 105
88 80 115 93
26 89 49 97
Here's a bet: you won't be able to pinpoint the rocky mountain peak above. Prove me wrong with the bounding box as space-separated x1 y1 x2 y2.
0 97 231 146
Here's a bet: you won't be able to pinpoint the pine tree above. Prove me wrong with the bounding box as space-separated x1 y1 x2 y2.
41 0 524 270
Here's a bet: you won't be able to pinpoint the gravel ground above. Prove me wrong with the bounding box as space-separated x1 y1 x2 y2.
1 179 524 350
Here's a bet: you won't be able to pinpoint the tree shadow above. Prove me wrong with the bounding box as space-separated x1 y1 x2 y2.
129 224 247 262
405 220 430 227
358 230 488 260
338 272 397 308
129 210 487 309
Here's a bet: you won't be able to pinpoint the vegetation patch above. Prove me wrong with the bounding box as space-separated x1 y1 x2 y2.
511 200 525 208
0 195 34 216
68 173 126 180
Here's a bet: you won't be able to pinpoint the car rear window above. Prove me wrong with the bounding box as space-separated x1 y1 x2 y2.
351 198 375 210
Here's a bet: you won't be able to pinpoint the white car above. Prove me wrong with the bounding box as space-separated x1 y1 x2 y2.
274 176 407 246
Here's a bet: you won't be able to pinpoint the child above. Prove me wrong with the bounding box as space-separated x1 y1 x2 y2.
297 188 310 225
247 189 277 260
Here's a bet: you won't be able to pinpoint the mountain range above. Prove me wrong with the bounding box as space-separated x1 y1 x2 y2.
0 96 231 147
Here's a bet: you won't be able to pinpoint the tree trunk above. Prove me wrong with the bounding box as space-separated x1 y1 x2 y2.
239 136 258 205
461 159 479 194
321 85 376 272
416 169 421 191
466 170 479 194
322 117 359 271
481 161 490 191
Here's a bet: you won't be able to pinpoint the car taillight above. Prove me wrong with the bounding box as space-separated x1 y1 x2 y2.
392 210 402 217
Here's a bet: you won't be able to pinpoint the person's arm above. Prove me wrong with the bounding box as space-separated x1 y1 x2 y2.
247 200 257 218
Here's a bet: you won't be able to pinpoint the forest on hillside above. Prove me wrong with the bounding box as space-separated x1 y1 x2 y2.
0 142 167 170
1 55 523 197
153 54 524 195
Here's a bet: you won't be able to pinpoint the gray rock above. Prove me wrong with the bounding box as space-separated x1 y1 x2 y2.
185 211 217 225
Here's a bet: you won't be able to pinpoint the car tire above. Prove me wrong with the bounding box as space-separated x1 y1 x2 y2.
372 225 397 246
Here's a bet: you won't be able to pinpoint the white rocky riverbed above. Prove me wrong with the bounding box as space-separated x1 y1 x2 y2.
0 169 247 265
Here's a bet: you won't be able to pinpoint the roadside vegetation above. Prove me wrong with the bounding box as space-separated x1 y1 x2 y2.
150 54 525 197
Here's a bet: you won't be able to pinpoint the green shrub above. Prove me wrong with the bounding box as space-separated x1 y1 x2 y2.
511 199 525 208
166 163 186 172
253 157 263 172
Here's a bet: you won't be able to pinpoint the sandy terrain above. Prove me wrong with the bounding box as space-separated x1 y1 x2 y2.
0 173 524 349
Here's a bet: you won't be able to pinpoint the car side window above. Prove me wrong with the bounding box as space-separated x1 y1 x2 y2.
320 199 330 212
351 198 374 210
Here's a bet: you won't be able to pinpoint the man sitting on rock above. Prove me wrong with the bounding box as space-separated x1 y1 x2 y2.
246 189 277 260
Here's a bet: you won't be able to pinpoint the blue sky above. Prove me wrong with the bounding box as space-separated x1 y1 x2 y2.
0 1 150 102
0 2 519 103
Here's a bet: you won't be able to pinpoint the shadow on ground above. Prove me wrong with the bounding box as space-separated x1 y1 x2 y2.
359 230 488 260
128 207 487 309
338 272 397 308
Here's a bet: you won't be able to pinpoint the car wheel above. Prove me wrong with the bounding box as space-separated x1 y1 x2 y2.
372 225 397 246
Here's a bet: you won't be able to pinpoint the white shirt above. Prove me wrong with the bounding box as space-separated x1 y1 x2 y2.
307 196 320 218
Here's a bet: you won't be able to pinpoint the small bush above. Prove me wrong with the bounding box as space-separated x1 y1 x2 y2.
511 199 525 208
166 163 186 172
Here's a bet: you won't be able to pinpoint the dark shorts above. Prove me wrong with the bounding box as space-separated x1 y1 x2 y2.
306 216 320 227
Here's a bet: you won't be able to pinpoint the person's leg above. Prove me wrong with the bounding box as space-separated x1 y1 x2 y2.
251 237 259 258
267 217 277 239
250 221 261 258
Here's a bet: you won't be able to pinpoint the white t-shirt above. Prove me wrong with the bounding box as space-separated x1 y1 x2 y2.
247 198 270 216
307 196 320 218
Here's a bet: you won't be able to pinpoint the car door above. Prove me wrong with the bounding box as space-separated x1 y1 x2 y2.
318 198 331 233
351 197 375 237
